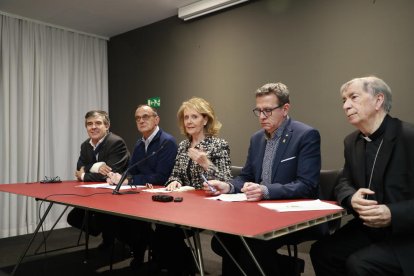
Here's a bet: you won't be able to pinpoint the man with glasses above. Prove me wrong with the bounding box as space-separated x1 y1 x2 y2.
206 82 321 275
106 104 177 271
107 104 177 186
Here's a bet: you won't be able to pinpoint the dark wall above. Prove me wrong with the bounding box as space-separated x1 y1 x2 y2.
108 0 414 169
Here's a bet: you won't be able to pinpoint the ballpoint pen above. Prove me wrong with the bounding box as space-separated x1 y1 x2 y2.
201 174 217 193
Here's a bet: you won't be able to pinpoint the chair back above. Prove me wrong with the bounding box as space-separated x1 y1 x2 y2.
231 166 243 178
319 169 342 200
318 168 343 234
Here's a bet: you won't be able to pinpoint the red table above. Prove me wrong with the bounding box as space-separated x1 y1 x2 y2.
0 181 345 275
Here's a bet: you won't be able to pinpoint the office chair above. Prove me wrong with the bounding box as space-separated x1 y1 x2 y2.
231 165 243 178
285 169 343 274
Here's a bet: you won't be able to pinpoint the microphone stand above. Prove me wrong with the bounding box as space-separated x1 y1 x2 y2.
112 140 168 195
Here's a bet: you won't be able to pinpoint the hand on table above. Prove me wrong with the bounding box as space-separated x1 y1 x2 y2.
241 182 264 201
166 181 182 191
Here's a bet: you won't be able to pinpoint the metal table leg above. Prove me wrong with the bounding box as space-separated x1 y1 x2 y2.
240 236 266 276
11 202 54 276
33 205 70 254
214 233 247 276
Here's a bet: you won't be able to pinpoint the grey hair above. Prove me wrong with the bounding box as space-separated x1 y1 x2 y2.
340 76 392 113
84 110 110 127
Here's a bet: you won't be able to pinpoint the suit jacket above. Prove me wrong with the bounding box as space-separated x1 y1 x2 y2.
335 116 414 275
129 128 178 185
232 118 321 199
77 132 130 182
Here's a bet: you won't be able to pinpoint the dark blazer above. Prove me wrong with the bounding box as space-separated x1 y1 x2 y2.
129 128 178 185
77 132 130 182
335 116 414 275
232 118 321 199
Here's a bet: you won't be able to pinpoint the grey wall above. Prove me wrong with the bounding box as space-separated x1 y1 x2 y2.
108 0 414 169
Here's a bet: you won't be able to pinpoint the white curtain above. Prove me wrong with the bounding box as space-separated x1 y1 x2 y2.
0 13 108 238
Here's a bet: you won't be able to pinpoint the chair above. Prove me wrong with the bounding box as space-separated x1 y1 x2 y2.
318 169 343 234
285 169 343 273
231 165 243 178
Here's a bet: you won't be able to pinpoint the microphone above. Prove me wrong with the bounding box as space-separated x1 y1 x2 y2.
112 140 169 195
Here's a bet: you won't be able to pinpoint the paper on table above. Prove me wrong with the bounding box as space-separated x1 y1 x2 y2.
259 199 343 212
141 186 196 193
77 183 144 191
206 193 247 202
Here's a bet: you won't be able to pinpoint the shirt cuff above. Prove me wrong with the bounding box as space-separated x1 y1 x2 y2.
90 162 106 173
81 172 85 181
260 185 270 199
228 183 235 194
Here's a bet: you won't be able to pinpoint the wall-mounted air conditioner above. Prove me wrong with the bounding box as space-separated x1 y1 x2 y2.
178 0 249 21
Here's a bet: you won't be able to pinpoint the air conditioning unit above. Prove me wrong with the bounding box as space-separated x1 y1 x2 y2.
178 0 249 21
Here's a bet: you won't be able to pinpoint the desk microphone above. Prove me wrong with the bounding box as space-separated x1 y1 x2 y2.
112 140 169 195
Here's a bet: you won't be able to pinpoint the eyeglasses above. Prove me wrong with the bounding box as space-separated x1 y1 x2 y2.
40 176 61 183
135 114 156 122
252 105 283 118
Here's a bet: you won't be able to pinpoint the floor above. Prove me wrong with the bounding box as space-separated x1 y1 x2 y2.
0 227 317 275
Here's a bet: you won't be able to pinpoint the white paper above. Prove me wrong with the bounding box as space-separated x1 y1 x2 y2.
76 183 144 191
141 186 196 193
259 199 343 212
206 193 247 202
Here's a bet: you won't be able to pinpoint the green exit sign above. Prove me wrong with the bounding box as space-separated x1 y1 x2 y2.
147 97 160 108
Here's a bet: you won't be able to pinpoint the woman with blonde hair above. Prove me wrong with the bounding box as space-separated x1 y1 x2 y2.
154 97 231 276
166 97 231 189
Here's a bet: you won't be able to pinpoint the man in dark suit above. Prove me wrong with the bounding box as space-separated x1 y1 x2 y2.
106 105 178 271
75 110 129 182
207 82 321 275
310 76 414 276
68 110 130 247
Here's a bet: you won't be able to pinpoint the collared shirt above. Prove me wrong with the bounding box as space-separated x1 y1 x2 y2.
261 117 288 184
142 126 160 152
260 117 289 199
85 133 108 180
89 133 108 159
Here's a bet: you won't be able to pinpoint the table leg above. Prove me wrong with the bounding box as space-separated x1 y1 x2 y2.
213 233 247 276
192 229 205 276
240 236 266 276
11 202 54 276
33 205 70 254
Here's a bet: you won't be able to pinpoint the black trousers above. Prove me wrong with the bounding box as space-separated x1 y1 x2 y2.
152 224 196 274
310 218 402 276
67 208 151 261
113 217 152 261
67 208 114 238
212 225 321 276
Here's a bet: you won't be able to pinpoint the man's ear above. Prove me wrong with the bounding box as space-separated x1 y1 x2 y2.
283 103 290 115
375 93 385 110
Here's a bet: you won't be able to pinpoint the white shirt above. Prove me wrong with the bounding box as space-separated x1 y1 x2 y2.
142 126 160 152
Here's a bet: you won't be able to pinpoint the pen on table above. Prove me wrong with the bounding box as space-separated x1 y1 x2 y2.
201 174 217 193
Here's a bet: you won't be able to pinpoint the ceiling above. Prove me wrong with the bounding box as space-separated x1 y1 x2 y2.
0 0 198 39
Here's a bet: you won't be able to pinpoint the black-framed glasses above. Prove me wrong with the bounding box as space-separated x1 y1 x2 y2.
40 176 61 183
135 114 157 122
252 105 283 118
